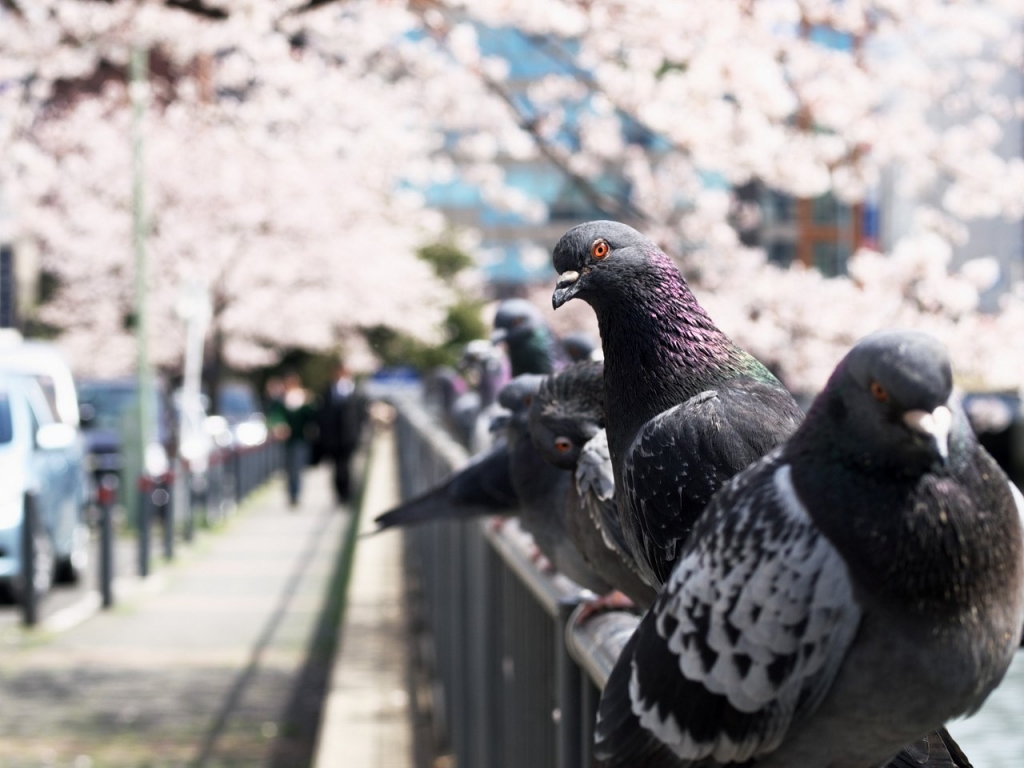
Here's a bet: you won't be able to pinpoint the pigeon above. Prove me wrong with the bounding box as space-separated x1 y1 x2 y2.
551 220 804 588
423 366 468 428
492 298 570 376
372 439 518 531
562 331 603 363
594 330 1024 768
499 373 612 595
456 339 511 453
529 361 657 609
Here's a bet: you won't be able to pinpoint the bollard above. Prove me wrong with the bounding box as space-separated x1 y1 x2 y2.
20 493 39 627
233 447 243 504
184 464 196 543
157 479 173 561
97 474 118 608
138 476 151 578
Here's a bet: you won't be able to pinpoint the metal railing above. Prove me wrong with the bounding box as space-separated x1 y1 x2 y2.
393 393 641 768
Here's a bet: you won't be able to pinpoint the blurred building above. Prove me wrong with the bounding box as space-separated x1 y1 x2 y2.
428 19 1021 296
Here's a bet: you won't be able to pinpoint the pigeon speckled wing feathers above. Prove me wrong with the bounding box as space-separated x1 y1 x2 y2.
620 381 804 587
598 453 860 765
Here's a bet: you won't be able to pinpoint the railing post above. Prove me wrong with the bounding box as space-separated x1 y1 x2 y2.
556 598 584 768
20 493 39 627
580 678 600 767
98 475 118 608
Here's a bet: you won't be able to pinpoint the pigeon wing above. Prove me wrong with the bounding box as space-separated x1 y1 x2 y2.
620 379 803 586
597 454 861 765
577 429 628 554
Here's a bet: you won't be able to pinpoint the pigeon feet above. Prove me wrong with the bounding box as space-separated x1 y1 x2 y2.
575 590 635 624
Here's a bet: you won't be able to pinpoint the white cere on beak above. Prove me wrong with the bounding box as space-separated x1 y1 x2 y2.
903 405 952 461
556 270 580 288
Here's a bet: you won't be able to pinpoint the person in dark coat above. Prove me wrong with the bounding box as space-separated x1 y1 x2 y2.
318 362 368 505
266 371 318 508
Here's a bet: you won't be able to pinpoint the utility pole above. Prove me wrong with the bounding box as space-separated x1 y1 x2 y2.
132 45 153 524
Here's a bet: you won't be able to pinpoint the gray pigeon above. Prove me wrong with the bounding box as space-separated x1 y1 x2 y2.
529 362 657 608
499 374 612 595
552 221 805 589
457 339 510 453
492 298 570 376
594 330 1024 768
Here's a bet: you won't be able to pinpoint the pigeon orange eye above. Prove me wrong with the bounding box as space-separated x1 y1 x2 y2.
870 381 889 402
524 395 533 408
555 437 573 453
592 239 610 260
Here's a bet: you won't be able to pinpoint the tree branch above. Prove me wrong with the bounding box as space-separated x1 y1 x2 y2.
164 0 229 20
415 14 645 223
285 0 350 16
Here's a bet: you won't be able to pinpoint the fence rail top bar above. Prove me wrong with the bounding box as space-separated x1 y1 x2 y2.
565 607 639 689
484 518 589 617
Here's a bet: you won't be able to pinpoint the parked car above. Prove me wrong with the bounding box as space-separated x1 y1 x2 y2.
216 381 268 448
0 371 91 600
77 377 175 518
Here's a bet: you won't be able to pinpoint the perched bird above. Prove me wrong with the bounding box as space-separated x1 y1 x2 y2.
562 331 603 363
529 362 657 609
423 366 468 428
552 220 804 588
372 439 517 531
499 373 612 595
492 298 570 376
456 339 511 453
595 330 1024 768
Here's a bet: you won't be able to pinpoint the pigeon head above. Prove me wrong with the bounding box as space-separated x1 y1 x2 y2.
528 361 605 470
551 220 662 310
497 374 546 437
818 330 955 466
492 299 544 344
561 332 601 363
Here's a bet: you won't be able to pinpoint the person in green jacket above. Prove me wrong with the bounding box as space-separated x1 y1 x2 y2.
267 371 318 507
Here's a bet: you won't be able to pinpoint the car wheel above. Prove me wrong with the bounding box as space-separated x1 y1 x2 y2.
56 522 90 584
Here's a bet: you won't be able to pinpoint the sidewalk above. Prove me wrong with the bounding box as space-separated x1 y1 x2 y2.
0 459 353 767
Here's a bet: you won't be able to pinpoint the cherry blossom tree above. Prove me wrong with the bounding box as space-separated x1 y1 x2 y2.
0 1 503 376
2 0 1023 394
425 0 1024 392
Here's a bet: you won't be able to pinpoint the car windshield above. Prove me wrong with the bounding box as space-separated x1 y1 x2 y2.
218 386 257 418
79 382 162 433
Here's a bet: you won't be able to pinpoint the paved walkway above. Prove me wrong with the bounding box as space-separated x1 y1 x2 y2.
0 451 362 766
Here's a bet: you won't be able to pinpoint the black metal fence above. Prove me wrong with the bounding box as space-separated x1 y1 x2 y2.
394 394 640 768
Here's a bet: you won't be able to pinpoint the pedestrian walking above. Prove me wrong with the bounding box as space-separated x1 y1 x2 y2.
317 361 368 505
267 371 318 508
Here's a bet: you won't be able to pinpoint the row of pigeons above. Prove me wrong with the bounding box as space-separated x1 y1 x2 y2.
377 220 1024 768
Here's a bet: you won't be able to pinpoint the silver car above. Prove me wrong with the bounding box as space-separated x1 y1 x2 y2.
0 372 90 600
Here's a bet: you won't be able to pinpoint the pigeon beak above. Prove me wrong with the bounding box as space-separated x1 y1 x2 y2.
489 410 511 433
491 328 508 344
552 270 581 309
903 405 952 462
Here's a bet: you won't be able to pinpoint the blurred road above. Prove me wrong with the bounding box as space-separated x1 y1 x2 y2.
0 464 356 767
